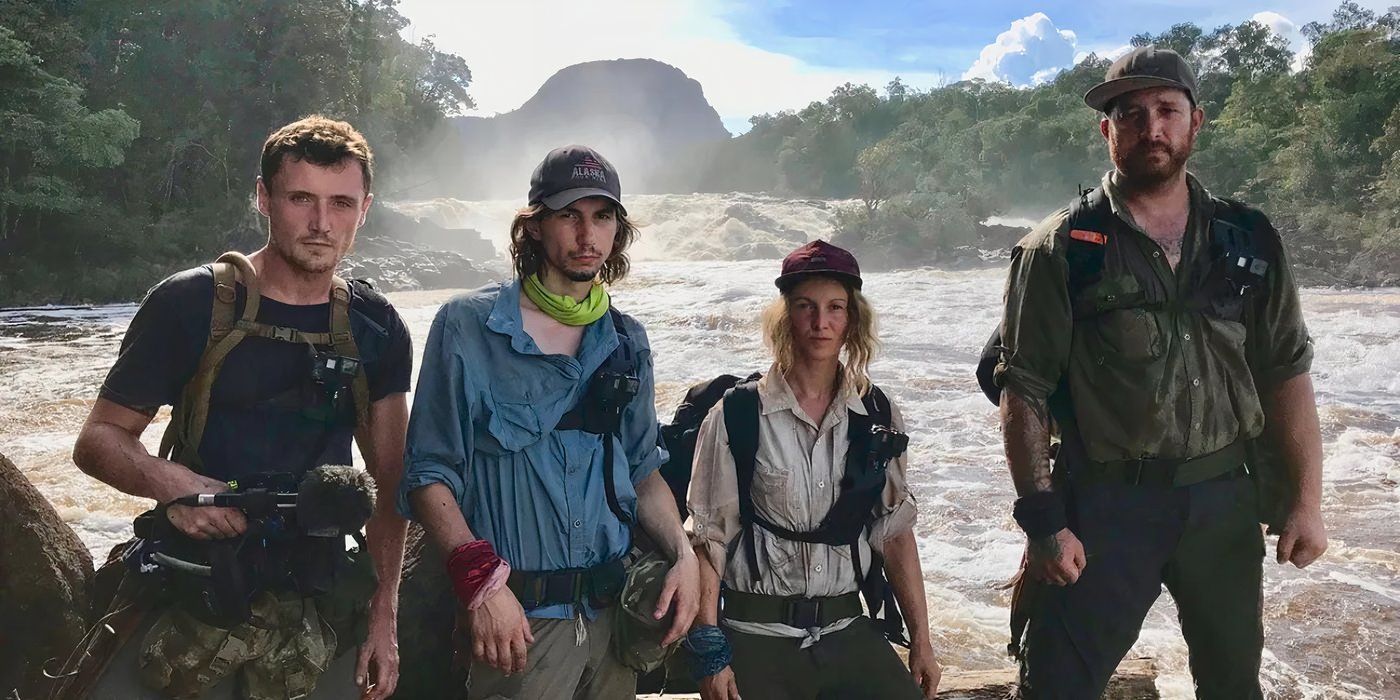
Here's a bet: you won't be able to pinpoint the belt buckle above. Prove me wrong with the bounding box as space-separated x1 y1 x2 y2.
786 598 822 629
542 573 577 606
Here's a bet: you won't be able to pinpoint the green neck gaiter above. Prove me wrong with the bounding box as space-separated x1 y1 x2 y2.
522 274 610 326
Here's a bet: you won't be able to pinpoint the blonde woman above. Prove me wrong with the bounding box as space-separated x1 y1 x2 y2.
684 241 941 699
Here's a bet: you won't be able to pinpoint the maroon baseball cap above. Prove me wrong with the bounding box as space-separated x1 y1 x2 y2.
775 240 862 291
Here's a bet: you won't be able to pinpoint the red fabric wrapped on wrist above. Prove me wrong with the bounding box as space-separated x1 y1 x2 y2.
446 540 511 610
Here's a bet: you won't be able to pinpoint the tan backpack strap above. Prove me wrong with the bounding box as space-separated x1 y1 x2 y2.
331 276 375 462
233 320 334 345
163 252 265 466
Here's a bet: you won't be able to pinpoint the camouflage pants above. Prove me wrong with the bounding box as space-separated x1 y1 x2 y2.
89 592 363 700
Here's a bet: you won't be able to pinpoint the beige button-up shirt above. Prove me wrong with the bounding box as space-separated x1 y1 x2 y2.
687 366 917 643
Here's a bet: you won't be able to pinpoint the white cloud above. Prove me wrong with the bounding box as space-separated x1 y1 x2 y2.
394 0 947 134
963 13 1078 86
1251 10 1311 72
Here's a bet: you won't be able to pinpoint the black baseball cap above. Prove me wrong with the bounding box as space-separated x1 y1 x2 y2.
1084 45 1198 113
527 145 624 213
775 240 863 291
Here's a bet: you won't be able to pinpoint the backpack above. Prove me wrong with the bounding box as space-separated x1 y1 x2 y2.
974 187 1293 533
975 187 1275 409
660 373 910 645
159 251 374 474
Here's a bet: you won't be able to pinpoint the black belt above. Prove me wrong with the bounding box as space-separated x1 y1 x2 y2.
721 590 863 628
507 558 626 610
1074 440 1247 487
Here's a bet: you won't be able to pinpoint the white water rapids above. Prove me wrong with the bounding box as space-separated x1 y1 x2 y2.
1 194 1396 699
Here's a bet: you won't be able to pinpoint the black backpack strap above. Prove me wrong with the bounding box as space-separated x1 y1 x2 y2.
860 385 892 428
556 307 640 527
723 381 762 578
978 188 1115 408
1064 187 1114 297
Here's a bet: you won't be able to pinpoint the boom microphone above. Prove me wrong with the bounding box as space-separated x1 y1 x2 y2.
296 464 377 537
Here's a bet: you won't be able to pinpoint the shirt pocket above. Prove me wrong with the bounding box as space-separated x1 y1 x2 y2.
477 399 544 454
1078 276 1164 363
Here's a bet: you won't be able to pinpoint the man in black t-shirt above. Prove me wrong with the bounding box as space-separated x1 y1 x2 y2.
70 116 410 700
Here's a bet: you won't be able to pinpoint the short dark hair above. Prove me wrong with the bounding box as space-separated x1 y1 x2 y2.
260 115 373 192
508 201 638 284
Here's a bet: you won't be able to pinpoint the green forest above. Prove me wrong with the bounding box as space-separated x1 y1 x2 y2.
1 2 1397 305
0 0 472 305
689 2 1400 284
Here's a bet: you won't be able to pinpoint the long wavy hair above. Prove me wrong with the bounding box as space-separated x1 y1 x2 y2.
761 277 879 396
508 202 639 284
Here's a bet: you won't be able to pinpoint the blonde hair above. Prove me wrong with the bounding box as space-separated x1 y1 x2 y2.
508 202 638 284
761 279 879 396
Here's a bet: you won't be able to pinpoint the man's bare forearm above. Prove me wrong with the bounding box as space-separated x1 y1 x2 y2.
1264 373 1324 511
73 400 211 503
635 470 691 563
408 483 477 555
1000 390 1055 496
364 395 410 611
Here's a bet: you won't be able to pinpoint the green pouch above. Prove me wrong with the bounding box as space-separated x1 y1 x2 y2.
315 542 379 657
239 594 338 700
610 548 682 673
136 595 277 699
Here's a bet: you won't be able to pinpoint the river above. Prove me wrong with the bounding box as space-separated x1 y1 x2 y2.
1 193 1396 699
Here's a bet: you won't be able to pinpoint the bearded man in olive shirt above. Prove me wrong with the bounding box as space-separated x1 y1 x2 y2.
993 46 1328 700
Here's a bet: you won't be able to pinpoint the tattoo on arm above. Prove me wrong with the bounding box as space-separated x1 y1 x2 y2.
1001 390 1055 496
1028 532 1063 561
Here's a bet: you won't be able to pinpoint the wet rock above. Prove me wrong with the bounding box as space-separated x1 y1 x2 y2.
935 657 1158 699
365 206 496 262
0 451 94 698
391 524 459 698
342 235 503 293
639 658 1159 699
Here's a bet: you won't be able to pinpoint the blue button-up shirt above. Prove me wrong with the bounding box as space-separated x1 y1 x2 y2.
398 280 666 618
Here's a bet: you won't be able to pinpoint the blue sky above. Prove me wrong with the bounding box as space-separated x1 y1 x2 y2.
720 0 1372 75
395 0 1394 134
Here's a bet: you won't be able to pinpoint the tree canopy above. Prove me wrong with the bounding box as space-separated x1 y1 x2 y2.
0 0 472 304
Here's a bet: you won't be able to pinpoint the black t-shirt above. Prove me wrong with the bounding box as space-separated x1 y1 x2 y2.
100 266 412 481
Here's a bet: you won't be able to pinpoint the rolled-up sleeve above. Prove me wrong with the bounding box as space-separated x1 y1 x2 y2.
869 401 917 554
687 403 740 575
398 306 472 519
1248 220 1314 389
621 320 667 485
995 214 1073 403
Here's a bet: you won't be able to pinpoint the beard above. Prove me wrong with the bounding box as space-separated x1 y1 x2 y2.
270 231 341 274
1114 137 1193 190
545 250 605 283
563 267 599 283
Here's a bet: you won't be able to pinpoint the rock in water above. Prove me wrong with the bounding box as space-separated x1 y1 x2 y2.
0 451 94 698
391 523 460 698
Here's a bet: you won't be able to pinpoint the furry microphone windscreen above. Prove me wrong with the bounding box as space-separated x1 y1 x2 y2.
297 465 377 536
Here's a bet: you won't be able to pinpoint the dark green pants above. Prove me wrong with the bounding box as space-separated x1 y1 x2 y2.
1020 474 1265 700
728 617 922 700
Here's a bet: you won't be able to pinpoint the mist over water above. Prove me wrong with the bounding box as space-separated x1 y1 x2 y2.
1 196 1396 699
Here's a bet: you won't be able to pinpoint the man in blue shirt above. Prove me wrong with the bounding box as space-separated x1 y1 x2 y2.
400 145 699 698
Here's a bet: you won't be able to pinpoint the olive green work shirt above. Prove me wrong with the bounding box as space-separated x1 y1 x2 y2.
994 171 1314 463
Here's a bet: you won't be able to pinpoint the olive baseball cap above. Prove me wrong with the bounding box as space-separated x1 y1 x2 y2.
527 145 624 213
1084 45 1198 113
